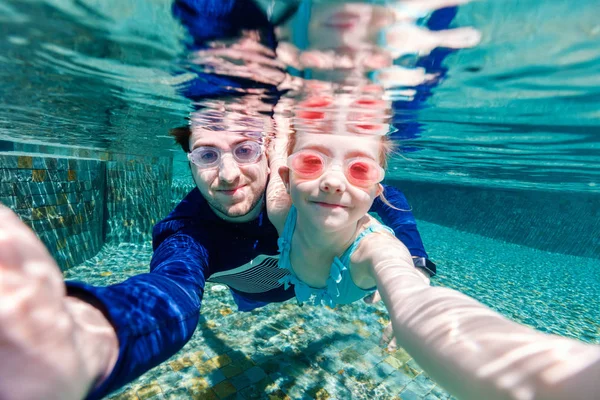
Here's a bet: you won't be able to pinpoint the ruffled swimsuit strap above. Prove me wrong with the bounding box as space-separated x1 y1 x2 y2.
338 224 395 265
277 206 315 302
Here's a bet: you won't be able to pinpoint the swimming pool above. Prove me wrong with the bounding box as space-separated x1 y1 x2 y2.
1 0 599 399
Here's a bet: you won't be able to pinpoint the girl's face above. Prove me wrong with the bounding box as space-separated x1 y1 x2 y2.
306 2 391 52
280 133 383 232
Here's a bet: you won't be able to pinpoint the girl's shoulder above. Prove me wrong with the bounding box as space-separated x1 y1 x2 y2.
351 216 411 265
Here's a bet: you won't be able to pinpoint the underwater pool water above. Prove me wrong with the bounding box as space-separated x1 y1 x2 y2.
1 0 599 399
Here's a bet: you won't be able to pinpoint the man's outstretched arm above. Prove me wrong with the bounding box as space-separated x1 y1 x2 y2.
369 184 435 275
0 204 211 400
66 231 209 399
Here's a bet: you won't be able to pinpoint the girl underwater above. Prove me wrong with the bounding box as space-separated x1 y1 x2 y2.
265 92 600 400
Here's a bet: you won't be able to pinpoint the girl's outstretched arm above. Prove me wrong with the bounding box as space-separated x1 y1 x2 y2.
359 236 600 400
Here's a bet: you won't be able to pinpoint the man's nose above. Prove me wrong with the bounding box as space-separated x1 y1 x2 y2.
319 169 346 193
218 155 241 184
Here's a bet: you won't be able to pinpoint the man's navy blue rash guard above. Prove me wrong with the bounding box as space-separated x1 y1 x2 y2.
66 184 427 400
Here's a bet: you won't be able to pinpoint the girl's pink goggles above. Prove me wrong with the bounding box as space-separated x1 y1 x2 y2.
287 150 385 187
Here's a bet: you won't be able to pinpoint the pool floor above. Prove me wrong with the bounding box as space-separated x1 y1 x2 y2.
63 221 600 400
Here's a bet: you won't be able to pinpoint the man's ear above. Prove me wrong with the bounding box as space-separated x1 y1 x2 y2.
279 166 290 193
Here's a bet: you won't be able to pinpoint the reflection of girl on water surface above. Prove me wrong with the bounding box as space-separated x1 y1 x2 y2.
266 89 600 400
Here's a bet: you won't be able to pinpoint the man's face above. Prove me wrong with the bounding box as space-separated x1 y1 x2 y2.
189 130 269 222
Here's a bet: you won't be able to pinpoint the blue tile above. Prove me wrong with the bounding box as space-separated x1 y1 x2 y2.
230 371 252 390
380 370 412 395
205 368 226 386
404 380 431 397
244 366 267 384
414 374 436 393
399 388 421 400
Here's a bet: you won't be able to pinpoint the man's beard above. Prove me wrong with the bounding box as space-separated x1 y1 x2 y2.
207 193 264 219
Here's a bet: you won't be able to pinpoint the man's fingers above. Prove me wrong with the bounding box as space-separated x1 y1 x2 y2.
364 290 382 304
380 323 395 347
387 337 398 352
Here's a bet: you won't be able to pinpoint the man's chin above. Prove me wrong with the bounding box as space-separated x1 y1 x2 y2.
208 197 263 222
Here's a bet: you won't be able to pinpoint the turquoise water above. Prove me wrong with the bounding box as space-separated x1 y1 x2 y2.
1 0 599 399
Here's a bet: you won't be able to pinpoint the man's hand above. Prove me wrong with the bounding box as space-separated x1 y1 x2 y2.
0 205 117 400
364 290 399 352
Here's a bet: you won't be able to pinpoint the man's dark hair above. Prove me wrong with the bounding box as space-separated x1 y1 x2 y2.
169 126 192 153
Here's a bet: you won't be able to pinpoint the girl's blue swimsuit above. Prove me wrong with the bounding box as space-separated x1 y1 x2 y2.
277 205 395 307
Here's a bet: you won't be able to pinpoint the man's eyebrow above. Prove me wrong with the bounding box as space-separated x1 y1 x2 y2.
190 136 253 151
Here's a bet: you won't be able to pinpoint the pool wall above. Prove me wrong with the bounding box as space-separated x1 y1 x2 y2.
0 154 105 269
104 155 172 243
388 179 600 260
0 150 172 270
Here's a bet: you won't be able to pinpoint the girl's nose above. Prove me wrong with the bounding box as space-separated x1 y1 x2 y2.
319 170 346 193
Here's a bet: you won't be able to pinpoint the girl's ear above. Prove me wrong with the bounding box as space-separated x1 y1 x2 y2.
376 183 384 197
279 166 290 193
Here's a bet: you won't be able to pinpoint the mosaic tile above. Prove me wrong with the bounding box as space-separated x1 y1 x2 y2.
14 169 33 182
265 389 290 400
109 390 140 400
353 340 377 355
212 381 237 398
162 388 189 400
196 360 219 375
183 376 210 392
383 355 404 370
136 382 162 399
229 371 253 390
337 375 376 399
428 386 450 400
244 366 267 384
169 357 195 372
0 196 16 209
155 371 182 389
210 354 232 368
398 388 421 400
403 380 431 398
413 374 436 394
250 345 283 365
405 359 423 375
204 368 227 387
379 370 412 395
0 156 18 169
0 182 16 196
365 361 395 385
32 169 46 182
390 348 412 364
397 363 420 380
189 388 218 400
17 156 33 168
